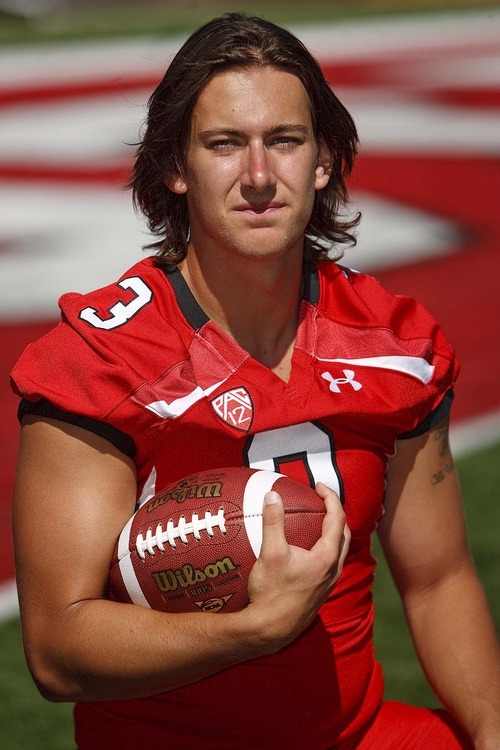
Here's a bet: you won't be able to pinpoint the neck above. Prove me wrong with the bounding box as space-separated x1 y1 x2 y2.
179 251 304 379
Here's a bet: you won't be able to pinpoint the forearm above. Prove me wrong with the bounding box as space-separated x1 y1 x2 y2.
24 489 348 704
404 559 500 748
27 597 269 702
14 422 349 705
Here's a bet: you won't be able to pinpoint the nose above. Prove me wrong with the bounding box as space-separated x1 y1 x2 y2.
241 141 276 192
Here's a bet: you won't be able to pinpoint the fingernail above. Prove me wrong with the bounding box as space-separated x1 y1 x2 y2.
264 491 279 505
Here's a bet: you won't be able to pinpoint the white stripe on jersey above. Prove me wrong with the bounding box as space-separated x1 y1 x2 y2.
145 380 225 418
317 355 435 384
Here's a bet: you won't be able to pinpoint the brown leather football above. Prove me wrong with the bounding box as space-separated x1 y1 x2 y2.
108 467 325 614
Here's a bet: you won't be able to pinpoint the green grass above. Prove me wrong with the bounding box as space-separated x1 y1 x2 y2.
372 440 500 705
0 0 498 45
1 441 498 749
0 618 74 750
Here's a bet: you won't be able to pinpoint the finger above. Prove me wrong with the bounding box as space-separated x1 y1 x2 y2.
312 482 349 553
338 524 351 567
315 481 342 510
259 491 288 558
315 483 346 527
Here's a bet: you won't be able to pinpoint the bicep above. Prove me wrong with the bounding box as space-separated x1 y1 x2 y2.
377 414 471 597
13 417 137 622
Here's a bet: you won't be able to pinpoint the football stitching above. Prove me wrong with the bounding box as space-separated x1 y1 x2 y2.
136 508 227 558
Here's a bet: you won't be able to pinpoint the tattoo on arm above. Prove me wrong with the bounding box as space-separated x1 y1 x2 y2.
430 423 455 486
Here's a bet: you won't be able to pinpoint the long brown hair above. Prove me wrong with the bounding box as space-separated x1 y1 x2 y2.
129 13 360 264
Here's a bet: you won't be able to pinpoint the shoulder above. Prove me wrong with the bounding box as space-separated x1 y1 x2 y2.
10 259 190 423
312 261 459 434
59 258 179 332
51 258 188 350
315 261 454 348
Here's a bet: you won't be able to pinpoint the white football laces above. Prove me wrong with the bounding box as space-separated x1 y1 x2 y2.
136 508 227 559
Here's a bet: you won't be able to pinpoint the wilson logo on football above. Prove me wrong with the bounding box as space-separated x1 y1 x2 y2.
211 387 254 432
151 558 238 593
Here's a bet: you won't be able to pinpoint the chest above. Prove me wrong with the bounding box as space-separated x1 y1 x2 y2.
133 357 394 538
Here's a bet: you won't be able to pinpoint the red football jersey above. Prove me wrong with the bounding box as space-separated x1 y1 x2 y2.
11 258 459 749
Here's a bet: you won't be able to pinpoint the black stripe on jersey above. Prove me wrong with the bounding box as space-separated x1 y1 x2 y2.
398 389 454 439
158 261 321 329
17 397 136 458
302 262 320 305
158 263 210 331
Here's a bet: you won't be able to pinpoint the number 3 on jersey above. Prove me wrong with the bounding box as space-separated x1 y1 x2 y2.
79 277 153 330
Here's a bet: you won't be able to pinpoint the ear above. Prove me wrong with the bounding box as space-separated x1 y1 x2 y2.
164 171 188 195
314 139 333 191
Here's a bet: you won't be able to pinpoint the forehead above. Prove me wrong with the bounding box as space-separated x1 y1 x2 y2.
191 66 313 133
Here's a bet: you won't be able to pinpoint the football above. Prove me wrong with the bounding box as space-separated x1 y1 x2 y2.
108 467 326 614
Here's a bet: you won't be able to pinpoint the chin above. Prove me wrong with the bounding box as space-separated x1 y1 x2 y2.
228 229 304 261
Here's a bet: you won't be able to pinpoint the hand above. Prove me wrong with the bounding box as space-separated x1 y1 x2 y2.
246 482 350 653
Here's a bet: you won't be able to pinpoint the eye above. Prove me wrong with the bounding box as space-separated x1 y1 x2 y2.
207 140 238 152
271 136 302 149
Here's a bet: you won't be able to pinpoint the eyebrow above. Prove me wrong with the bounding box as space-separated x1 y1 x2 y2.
197 124 311 141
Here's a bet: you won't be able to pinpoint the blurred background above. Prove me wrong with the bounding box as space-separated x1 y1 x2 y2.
1 2 499 747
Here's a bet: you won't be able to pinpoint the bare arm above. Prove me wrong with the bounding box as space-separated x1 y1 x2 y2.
13 417 349 703
378 415 500 750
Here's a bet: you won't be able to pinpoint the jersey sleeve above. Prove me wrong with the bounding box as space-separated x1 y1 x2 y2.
398 388 454 439
10 259 176 455
358 269 458 436
319 264 460 439
16 396 137 457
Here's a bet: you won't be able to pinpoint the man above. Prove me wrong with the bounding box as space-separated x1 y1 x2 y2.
10 13 500 750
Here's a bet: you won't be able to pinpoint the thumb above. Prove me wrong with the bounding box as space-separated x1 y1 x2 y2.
259 491 287 557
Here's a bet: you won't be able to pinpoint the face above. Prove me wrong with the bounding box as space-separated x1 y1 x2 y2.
167 66 332 263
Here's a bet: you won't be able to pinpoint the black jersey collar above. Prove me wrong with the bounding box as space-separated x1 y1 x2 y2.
157 262 319 331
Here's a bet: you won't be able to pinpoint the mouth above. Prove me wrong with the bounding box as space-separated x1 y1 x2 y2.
235 202 284 215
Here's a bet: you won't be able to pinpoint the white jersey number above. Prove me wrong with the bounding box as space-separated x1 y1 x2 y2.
79 277 153 330
245 421 343 500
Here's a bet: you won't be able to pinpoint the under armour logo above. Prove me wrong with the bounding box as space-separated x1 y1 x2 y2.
321 369 362 393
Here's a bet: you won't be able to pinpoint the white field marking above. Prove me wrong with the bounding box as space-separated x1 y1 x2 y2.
0 35 185 92
348 98 500 154
0 11 497 92
348 192 459 272
0 580 19 622
297 12 500 62
450 409 500 459
0 94 146 164
0 183 149 320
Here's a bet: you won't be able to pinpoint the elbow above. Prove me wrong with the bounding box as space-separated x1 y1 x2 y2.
34 678 73 704
28 662 77 704
24 639 82 703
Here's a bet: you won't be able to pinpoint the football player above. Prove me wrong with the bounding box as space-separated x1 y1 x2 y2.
11 13 500 749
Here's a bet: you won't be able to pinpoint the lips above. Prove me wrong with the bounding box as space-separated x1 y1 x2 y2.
235 202 284 214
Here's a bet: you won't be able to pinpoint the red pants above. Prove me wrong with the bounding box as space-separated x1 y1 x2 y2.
346 701 474 749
